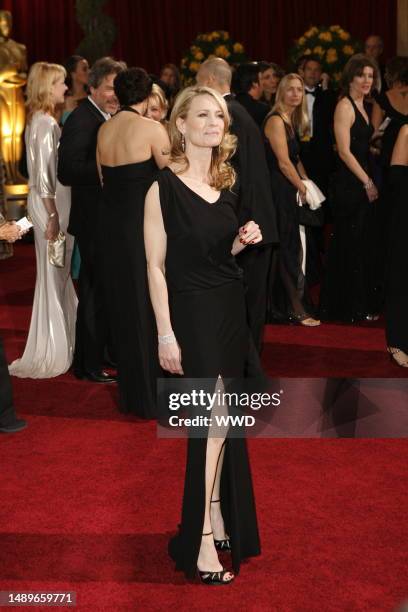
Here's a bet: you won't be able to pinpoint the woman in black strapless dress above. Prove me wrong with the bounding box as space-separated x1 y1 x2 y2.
96 68 171 418
144 87 261 585
320 55 380 322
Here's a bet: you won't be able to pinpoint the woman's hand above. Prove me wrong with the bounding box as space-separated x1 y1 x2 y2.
232 220 262 254
159 337 184 375
0 221 22 243
365 181 379 203
299 187 307 205
45 214 60 241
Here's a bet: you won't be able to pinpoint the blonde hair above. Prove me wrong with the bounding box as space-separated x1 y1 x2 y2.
271 73 309 138
168 86 236 191
149 83 169 121
26 62 66 122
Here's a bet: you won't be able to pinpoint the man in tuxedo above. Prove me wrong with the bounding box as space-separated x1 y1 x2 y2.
58 57 125 383
299 56 336 194
298 56 336 284
233 62 270 129
197 58 278 353
0 220 27 433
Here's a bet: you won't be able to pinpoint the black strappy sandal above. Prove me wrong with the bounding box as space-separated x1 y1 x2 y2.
210 500 232 552
197 532 234 585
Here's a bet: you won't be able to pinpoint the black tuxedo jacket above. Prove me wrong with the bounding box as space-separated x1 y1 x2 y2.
235 92 270 130
225 94 278 245
58 98 105 237
301 88 336 176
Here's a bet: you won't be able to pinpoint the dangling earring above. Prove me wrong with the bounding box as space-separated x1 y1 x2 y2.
181 134 185 152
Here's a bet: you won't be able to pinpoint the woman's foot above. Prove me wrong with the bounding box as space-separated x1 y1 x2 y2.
197 533 234 585
387 347 408 367
299 317 321 327
289 313 321 327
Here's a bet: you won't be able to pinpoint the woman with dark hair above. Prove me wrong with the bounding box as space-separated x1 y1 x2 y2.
96 68 170 417
260 62 285 106
144 85 261 584
385 125 408 367
371 57 408 304
61 55 89 125
320 54 380 322
372 56 408 167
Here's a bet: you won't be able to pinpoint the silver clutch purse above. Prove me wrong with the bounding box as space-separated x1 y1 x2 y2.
48 231 66 268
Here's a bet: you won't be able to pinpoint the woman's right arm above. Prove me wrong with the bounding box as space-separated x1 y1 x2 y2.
144 181 183 375
34 117 60 240
264 115 307 202
334 99 378 202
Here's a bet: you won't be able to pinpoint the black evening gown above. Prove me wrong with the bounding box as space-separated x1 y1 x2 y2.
320 96 378 321
156 168 261 579
100 158 160 418
386 165 408 352
264 112 313 320
373 93 408 300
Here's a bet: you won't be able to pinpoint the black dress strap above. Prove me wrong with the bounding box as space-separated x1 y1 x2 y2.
120 105 140 115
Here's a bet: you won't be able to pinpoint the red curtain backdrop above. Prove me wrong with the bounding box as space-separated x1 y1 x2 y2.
0 0 397 72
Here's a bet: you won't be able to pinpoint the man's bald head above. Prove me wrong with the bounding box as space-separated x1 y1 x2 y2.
196 57 232 93
365 35 384 60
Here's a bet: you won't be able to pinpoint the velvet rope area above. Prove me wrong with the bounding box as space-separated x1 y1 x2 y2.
0 0 397 71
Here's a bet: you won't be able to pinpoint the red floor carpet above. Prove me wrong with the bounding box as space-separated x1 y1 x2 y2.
1 244 407 611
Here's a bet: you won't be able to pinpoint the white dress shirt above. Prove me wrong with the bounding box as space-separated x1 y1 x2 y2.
88 95 110 121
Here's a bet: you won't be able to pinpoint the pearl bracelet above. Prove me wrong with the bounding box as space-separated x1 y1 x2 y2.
363 179 374 190
158 333 176 345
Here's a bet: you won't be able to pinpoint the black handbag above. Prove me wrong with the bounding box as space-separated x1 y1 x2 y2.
298 203 324 227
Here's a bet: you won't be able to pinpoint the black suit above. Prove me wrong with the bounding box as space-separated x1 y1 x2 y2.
300 88 336 285
225 94 278 352
300 87 336 195
58 98 109 374
0 336 17 426
235 92 270 130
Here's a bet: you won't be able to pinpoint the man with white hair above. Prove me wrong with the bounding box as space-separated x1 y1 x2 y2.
197 58 278 353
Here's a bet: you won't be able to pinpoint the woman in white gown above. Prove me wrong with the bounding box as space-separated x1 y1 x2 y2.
9 62 77 379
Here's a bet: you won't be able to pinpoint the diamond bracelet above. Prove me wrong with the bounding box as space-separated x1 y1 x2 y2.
158 333 176 345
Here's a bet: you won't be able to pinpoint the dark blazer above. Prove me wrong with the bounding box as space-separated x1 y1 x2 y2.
235 92 270 130
58 98 106 237
300 88 336 184
225 94 278 245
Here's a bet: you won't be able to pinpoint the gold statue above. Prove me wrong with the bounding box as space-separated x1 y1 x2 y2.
0 10 27 186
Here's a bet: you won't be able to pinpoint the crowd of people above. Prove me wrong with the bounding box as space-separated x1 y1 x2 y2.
1 33 407 584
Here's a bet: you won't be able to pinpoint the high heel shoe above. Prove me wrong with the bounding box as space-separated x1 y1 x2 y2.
210 499 231 552
387 347 408 368
197 532 234 585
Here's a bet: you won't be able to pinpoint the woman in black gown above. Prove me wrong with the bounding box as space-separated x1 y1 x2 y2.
371 57 408 301
386 125 408 367
264 73 320 326
144 86 261 584
320 55 380 322
96 68 170 417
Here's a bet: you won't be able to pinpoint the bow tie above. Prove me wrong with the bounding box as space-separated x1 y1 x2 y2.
305 89 317 97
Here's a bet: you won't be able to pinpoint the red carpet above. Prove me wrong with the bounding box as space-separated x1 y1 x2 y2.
1 244 407 611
